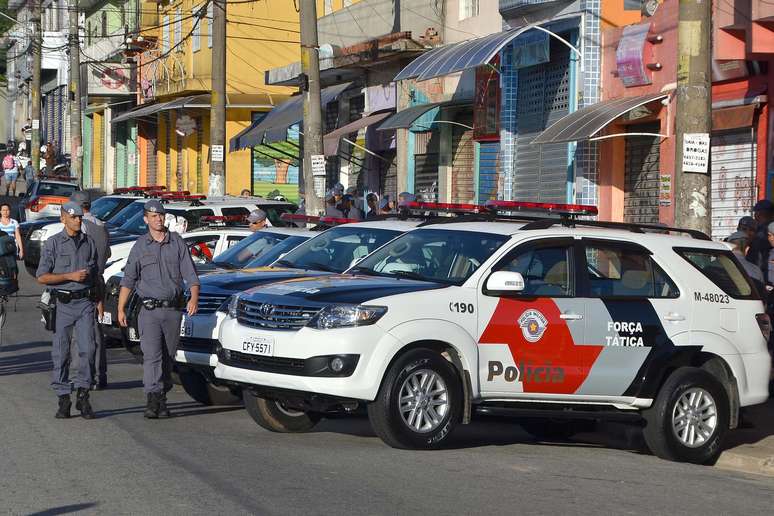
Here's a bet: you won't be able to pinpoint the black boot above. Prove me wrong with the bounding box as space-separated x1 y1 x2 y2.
75 388 96 420
55 394 71 419
144 392 159 419
157 392 171 418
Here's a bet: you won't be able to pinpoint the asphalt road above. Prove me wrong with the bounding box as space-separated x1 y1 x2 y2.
1 272 773 515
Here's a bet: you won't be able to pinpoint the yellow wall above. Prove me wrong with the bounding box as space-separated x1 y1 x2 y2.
92 112 104 188
601 0 650 29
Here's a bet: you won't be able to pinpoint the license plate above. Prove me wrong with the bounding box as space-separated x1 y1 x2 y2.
241 335 274 356
180 315 193 337
100 312 112 325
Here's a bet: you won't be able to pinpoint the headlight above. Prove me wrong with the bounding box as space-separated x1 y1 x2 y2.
306 304 387 330
219 295 240 318
30 229 47 240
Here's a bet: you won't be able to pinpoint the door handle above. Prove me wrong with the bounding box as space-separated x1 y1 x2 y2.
663 313 686 322
559 313 583 321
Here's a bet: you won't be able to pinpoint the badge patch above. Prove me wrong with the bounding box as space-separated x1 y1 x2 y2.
518 309 548 343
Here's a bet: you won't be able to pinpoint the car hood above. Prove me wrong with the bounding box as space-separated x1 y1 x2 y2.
199 266 332 296
241 274 446 305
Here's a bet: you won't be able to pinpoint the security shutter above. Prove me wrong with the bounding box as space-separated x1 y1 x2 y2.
451 111 475 204
478 141 499 202
711 128 757 240
414 130 440 202
196 118 204 193
624 122 661 224
165 112 172 188
380 150 398 201
325 101 339 187
513 42 570 203
93 111 104 188
176 122 183 191
113 107 128 188
145 123 158 186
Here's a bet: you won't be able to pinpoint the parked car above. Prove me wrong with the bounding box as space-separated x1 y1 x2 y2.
19 177 79 222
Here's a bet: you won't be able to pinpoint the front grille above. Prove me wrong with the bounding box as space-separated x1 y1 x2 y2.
222 349 306 373
197 293 229 315
179 337 218 353
236 300 319 330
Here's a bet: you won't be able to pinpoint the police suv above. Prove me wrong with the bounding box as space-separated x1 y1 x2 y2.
215 201 772 465
176 217 420 406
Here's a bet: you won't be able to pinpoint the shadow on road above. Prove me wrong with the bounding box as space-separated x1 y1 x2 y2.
0 340 49 353
27 503 98 515
93 400 241 419
0 348 52 376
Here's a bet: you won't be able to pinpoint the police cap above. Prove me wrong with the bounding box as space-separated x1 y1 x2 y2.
61 201 84 217
144 199 166 215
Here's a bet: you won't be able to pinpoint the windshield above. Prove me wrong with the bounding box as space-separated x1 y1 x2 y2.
243 235 309 268
118 209 149 235
90 197 124 220
277 226 401 273
37 183 77 197
106 201 144 227
352 229 509 285
212 231 290 269
166 208 215 231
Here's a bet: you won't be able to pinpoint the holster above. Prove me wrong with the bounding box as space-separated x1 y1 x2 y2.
38 290 56 332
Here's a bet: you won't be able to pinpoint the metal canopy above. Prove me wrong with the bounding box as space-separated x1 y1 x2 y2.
377 101 466 131
531 93 670 144
230 82 352 150
323 110 393 156
110 95 207 124
394 26 533 82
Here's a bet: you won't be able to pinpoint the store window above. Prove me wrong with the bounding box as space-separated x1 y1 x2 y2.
474 56 500 140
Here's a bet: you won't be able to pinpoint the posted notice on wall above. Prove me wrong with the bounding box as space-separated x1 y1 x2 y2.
311 154 326 177
32 119 40 130
682 133 710 173
659 174 672 206
211 145 224 162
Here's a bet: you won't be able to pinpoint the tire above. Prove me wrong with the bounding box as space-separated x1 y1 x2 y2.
520 418 594 441
179 370 241 406
642 367 729 465
367 348 462 449
242 390 321 432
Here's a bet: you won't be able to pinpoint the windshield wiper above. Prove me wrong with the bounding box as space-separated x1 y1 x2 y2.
212 261 235 270
349 265 380 277
303 262 337 273
390 270 429 282
273 259 295 268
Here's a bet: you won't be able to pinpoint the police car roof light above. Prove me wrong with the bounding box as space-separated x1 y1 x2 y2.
319 216 360 225
485 200 599 216
201 215 247 223
400 201 488 214
160 194 207 202
280 213 321 224
160 191 191 197
115 185 166 194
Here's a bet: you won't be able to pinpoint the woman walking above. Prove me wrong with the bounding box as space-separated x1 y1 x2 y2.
0 203 23 259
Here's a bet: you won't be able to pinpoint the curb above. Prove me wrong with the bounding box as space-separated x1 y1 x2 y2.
716 445 774 478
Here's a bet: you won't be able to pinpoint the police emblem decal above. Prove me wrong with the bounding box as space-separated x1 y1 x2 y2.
518 309 548 343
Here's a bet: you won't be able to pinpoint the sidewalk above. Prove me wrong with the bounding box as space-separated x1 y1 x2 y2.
716 396 774 477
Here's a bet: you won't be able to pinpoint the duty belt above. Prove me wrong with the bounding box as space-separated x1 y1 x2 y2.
141 297 186 310
53 288 95 303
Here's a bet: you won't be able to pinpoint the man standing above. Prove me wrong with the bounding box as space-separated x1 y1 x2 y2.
36 201 99 419
71 191 111 389
748 200 774 279
117 200 200 419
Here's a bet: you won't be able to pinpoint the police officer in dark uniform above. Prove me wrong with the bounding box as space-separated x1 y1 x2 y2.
117 200 200 419
36 201 99 419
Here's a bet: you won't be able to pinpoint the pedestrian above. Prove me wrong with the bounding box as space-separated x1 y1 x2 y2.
240 188 251 197
71 191 111 389
339 194 363 220
45 141 56 173
117 200 200 419
19 150 34 194
365 193 379 220
398 191 416 205
332 183 344 204
748 200 774 278
379 196 392 215
247 208 270 231
2 150 16 194
36 201 99 419
725 230 765 295
0 203 23 259
737 216 757 243
325 191 344 218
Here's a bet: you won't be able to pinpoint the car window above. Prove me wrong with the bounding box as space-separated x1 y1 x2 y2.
280 227 401 273
226 235 243 249
106 201 144 226
221 207 250 219
355 229 509 285
212 231 287 269
496 245 572 296
118 210 149 235
676 248 755 299
244 235 309 268
37 183 77 197
90 197 124 220
185 235 220 262
260 206 294 227
585 244 678 298
166 208 215 231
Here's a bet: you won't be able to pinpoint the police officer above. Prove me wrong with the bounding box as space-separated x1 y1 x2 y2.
71 191 111 389
117 200 200 419
246 208 270 231
36 201 99 419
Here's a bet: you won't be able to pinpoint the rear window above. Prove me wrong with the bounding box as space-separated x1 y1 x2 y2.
675 248 756 299
37 183 77 197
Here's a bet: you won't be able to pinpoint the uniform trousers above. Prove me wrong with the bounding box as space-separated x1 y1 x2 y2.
138 307 182 394
52 298 96 396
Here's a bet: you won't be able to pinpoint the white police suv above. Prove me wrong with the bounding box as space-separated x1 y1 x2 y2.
214 202 772 464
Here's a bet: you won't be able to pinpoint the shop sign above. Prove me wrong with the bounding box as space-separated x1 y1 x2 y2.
616 23 652 87
87 64 133 96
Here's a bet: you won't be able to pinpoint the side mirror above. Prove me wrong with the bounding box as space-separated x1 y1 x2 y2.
485 271 525 296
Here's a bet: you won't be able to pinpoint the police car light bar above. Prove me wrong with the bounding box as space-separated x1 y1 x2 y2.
485 200 598 216
115 185 166 194
280 213 321 224
161 194 206 202
399 201 488 214
201 215 247 223
319 216 361 225
160 191 191 197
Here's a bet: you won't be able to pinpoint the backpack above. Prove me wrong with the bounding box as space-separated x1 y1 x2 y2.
0 234 18 296
2 154 14 170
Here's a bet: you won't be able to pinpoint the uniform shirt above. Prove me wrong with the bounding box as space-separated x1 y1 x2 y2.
325 205 345 218
82 218 111 275
36 230 98 292
83 212 104 227
121 230 200 300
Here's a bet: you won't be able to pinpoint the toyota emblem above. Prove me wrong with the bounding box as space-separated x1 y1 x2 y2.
258 303 274 317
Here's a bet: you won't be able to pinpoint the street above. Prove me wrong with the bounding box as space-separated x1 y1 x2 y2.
0 272 772 515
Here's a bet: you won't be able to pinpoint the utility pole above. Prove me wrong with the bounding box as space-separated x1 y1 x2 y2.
68 0 83 186
674 0 712 234
208 0 226 196
299 0 323 215
31 0 42 176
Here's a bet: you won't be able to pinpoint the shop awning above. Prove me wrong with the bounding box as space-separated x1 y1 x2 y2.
712 104 757 131
112 94 275 124
230 82 352 151
531 93 670 144
377 101 466 131
323 110 393 156
394 26 535 82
